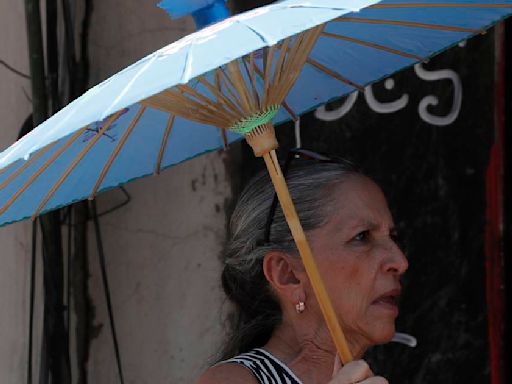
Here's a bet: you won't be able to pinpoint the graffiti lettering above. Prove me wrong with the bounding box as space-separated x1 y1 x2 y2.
314 91 358 121
364 78 409 114
314 65 462 127
414 63 462 126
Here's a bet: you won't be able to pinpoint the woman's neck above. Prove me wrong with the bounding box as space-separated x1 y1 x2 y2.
264 320 369 384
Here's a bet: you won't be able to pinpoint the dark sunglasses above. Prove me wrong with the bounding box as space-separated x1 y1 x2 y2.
260 148 356 245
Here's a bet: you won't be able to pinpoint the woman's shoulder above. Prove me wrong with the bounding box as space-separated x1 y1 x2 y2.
195 363 258 384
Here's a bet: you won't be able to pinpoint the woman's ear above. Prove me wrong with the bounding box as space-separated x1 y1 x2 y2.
263 251 305 304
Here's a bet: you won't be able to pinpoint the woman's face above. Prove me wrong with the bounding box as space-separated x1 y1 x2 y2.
307 175 408 346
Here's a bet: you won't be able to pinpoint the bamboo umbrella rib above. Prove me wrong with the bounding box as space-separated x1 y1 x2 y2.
225 62 255 114
239 57 259 112
306 58 364 92
281 31 306 73
90 107 147 199
250 48 282 101
215 68 242 112
276 26 325 104
335 17 479 33
177 84 222 110
300 26 326 65
249 53 261 110
0 141 57 191
321 32 424 61
272 38 292 94
217 67 248 113
271 26 323 105
176 85 237 122
147 91 229 127
369 3 512 9
0 162 17 177
177 84 238 123
282 101 299 122
215 69 222 94
159 90 212 115
248 58 299 122
262 45 277 108
144 101 212 126
149 91 216 120
155 113 176 175
217 68 252 115
176 109 224 127
140 95 169 113
0 127 87 217
197 75 245 117
241 55 261 111
250 58 267 84
142 97 214 126
225 60 255 113
174 107 226 127
282 31 312 75
272 34 304 105
178 83 237 119
221 62 252 118
31 110 124 220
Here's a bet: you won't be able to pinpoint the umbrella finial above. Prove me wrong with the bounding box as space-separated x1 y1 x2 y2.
158 0 230 30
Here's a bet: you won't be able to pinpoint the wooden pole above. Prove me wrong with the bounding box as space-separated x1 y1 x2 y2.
262 149 353 364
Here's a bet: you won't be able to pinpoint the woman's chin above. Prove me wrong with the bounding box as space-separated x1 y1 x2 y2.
368 322 396 345
365 305 399 343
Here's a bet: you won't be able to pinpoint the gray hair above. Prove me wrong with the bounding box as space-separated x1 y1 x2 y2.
220 159 361 359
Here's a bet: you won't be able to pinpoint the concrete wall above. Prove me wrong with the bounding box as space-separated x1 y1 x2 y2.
0 1 39 383
87 155 233 384
86 2 233 383
0 1 234 383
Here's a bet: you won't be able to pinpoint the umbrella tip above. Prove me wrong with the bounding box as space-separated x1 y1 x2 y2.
158 0 230 30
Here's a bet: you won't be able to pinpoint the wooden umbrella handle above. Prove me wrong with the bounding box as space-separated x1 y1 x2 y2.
263 150 353 364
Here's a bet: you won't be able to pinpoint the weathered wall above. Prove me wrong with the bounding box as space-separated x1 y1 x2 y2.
85 2 233 383
0 1 235 384
0 1 39 383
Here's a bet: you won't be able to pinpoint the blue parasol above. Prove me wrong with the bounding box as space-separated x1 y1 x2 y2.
1 0 510 226
0 0 511 362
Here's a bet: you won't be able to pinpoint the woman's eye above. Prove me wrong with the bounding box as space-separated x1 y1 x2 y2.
352 230 370 242
390 230 403 248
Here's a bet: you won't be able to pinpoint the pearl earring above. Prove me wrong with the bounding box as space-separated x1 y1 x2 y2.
295 301 305 314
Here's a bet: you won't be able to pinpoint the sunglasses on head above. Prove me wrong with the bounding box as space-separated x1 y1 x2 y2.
260 148 355 246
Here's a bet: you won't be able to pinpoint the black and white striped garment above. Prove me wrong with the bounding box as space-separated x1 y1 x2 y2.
220 348 303 384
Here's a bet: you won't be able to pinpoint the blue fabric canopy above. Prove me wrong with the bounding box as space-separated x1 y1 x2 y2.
0 0 510 227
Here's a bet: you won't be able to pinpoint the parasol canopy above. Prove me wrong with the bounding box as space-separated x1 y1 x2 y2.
1 0 510 227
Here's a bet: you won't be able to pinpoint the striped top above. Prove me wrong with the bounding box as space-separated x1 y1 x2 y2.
221 348 302 384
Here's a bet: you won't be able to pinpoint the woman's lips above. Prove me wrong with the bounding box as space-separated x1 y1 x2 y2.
371 289 401 315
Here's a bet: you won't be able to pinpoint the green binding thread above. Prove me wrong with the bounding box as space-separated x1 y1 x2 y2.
229 105 279 135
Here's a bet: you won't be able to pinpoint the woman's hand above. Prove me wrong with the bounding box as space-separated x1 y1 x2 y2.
329 357 388 384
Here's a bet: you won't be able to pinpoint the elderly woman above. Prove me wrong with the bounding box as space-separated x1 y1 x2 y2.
198 156 408 384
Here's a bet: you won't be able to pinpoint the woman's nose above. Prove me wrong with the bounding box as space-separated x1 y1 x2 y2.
382 240 408 275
